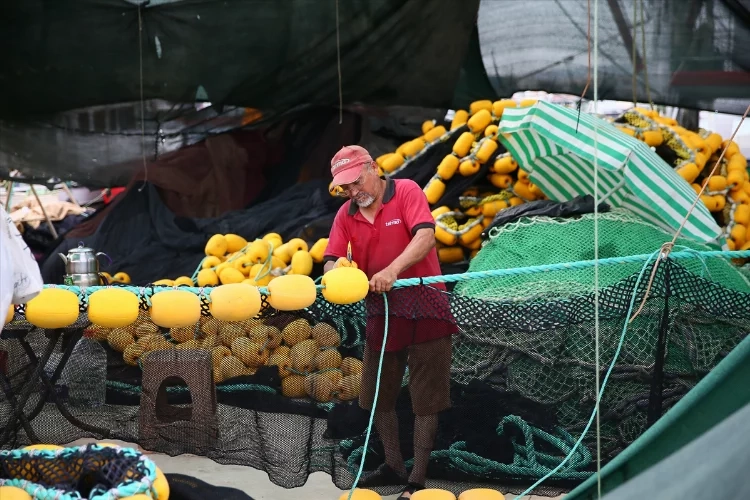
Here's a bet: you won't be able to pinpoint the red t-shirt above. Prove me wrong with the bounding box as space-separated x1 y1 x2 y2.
324 178 457 352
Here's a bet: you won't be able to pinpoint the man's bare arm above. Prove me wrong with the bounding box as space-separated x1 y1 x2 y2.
323 260 336 273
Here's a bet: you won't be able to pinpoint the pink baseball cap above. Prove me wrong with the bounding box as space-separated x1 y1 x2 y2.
330 145 373 187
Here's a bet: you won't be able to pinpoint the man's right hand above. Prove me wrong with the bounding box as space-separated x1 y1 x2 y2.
333 257 358 269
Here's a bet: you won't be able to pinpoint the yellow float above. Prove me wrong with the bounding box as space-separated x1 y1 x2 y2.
321 267 370 305
25 288 80 329
209 284 262 322
266 275 317 311
88 288 140 328
149 289 201 328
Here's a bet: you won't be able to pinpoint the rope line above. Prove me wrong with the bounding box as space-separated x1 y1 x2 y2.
591 0 602 496
346 292 389 500
43 249 750 298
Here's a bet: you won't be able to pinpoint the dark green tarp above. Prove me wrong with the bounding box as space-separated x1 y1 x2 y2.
565 332 750 500
0 0 480 119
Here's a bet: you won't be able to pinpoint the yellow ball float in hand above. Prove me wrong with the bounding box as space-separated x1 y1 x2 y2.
266 275 317 311
209 284 261 322
25 288 80 329
321 267 369 305
88 288 140 328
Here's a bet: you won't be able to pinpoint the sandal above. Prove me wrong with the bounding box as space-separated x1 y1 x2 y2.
357 463 408 488
397 482 425 499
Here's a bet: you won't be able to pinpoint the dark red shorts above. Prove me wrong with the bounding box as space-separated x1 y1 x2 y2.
365 285 458 353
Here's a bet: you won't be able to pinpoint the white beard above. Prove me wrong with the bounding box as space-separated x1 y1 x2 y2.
355 194 375 207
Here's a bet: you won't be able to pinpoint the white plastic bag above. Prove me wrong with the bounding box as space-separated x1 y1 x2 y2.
0 231 14 333
0 205 44 305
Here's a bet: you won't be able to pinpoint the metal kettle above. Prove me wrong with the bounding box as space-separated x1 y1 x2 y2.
59 243 110 287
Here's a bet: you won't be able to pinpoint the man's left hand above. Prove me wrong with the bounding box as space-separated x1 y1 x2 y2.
369 267 398 293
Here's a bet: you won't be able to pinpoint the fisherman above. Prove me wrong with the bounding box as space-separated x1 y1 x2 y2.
323 145 457 499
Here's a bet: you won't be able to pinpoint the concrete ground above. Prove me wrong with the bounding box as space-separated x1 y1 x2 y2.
65 437 565 500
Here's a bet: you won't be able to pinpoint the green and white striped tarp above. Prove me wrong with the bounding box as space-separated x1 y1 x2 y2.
498 101 722 245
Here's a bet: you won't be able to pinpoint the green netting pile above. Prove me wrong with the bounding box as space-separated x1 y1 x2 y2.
448 209 750 464
455 209 750 301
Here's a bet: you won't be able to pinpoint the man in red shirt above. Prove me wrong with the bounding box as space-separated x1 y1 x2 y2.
323 145 457 498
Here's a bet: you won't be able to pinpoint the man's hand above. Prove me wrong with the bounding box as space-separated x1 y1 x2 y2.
333 257 358 269
369 267 398 293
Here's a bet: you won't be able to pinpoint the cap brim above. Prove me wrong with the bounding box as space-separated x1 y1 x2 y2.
330 167 362 188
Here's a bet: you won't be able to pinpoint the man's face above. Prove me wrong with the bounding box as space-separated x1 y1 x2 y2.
340 163 378 207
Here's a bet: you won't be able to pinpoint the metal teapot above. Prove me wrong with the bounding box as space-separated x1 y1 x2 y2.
59 243 110 287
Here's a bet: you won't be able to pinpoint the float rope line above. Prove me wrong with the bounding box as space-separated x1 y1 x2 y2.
44 249 750 297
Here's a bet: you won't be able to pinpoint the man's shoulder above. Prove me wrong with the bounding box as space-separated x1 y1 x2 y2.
394 178 420 191
394 178 424 199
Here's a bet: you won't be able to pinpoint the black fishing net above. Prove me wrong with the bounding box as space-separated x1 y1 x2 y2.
0 443 157 499
1 256 749 498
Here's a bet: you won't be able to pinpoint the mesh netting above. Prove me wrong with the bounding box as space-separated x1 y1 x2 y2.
456 209 750 301
0 444 158 499
1 238 750 497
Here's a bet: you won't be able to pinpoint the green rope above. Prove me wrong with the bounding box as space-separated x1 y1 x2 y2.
346 291 389 500
106 379 277 395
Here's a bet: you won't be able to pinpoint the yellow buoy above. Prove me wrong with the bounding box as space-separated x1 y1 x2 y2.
23 444 64 451
153 466 170 500
25 288 80 329
0 486 33 500
290 251 314 276
321 267 369 305
204 234 228 257
338 489 382 500
209 284 262 322
458 488 505 500
266 275 317 311
88 288 140 328
112 272 132 284
197 269 220 287
150 290 201 328
412 489 457 500
173 276 194 287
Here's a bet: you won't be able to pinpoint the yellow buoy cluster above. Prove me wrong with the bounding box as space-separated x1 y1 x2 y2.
336 98 549 266
16 266 369 330
195 232 330 287
615 107 750 253
89 309 364 399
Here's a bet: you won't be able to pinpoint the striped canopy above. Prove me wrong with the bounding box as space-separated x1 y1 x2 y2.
498 101 722 245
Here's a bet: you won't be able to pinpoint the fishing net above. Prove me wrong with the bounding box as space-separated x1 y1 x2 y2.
1 212 750 498
0 443 159 499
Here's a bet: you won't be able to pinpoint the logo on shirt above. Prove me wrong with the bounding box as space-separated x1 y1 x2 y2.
385 218 402 227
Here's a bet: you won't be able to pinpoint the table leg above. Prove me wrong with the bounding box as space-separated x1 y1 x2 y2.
18 330 111 439
0 330 58 446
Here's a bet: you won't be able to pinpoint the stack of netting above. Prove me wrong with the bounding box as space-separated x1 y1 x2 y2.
452 209 750 464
